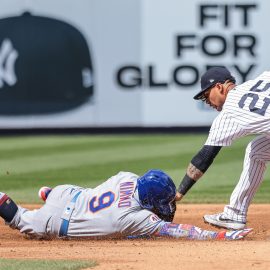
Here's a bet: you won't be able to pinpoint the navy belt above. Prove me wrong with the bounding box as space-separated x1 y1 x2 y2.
59 191 82 237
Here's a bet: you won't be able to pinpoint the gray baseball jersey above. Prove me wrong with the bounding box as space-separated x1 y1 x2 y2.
67 171 166 237
206 71 270 146
10 172 166 238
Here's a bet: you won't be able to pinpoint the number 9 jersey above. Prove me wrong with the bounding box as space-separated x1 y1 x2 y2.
205 71 270 146
67 172 166 237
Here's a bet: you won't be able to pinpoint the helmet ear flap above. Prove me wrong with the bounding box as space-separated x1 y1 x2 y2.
139 190 154 210
141 198 150 208
157 200 176 222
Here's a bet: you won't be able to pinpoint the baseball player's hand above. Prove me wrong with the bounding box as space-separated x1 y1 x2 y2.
175 192 184 201
219 228 253 240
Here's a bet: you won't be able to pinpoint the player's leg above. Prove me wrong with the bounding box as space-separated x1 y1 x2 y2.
0 192 41 236
0 191 48 237
204 135 270 229
224 135 270 221
0 192 18 222
1 185 82 238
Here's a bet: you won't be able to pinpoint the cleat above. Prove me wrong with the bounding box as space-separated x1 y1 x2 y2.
38 187 52 202
204 212 246 230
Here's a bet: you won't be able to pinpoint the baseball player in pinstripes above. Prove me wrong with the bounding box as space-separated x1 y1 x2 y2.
176 67 270 230
0 169 251 240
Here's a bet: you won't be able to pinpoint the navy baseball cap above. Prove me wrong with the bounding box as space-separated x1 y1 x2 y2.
0 12 94 115
193 67 236 100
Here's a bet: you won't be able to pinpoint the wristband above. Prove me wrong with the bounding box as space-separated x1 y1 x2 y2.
178 174 196 195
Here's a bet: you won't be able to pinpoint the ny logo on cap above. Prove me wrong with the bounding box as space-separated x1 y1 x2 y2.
0 39 18 88
82 67 93 88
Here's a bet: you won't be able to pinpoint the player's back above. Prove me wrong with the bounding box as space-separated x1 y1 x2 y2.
223 71 270 134
67 171 142 237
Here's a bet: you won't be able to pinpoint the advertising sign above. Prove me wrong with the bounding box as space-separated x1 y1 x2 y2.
0 0 267 128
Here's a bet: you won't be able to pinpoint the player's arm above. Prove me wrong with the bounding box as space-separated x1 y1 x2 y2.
124 209 251 240
177 145 222 199
154 222 252 240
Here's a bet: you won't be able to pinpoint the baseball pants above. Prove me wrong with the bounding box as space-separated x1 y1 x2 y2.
9 185 82 238
223 135 270 222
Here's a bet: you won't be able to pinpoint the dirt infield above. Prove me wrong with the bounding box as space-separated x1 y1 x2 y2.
1 204 270 270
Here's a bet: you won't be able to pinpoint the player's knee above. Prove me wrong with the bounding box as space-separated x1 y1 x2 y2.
245 142 269 163
0 196 18 223
246 136 270 163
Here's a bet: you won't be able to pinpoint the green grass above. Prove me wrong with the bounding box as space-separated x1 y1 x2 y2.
0 259 96 270
0 134 269 203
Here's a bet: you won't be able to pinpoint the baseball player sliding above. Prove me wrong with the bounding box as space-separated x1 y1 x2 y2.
177 67 270 230
0 170 251 240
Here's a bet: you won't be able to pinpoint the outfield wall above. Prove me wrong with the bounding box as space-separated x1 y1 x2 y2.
0 0 268 129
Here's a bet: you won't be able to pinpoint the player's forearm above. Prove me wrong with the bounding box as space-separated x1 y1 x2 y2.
177 164 202 196
155 223 225 240
178 145 222 196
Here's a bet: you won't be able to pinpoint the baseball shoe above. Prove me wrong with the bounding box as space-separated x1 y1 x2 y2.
38 187 52 202
204 212 246 230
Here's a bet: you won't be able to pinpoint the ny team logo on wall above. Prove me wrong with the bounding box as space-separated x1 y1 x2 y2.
0 12 94 115
0 39 18 88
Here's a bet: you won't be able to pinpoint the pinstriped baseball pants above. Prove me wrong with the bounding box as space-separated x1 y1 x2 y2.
223 135 270 222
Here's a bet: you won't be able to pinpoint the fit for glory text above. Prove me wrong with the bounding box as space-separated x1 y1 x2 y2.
116 3 258 89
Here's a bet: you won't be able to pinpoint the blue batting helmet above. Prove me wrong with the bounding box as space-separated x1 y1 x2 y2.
137 169 176 217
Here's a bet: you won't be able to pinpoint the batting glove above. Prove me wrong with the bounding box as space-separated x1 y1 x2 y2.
217 228 253 240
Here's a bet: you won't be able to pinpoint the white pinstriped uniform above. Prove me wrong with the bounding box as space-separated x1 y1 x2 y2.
205 71 270 222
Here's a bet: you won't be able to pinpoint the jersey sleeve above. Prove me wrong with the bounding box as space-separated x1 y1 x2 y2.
205 111 247 146
119 209 166 236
